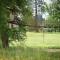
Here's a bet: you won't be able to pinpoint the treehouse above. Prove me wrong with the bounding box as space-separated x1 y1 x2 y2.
7 6 25 40
7 6 23 28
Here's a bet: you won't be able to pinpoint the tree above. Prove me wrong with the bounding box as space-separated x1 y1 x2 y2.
33 0 46 32
0 0 31 48
52 0 60 32
44 0 60 32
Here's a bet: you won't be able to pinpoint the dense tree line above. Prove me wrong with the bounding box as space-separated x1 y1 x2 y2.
44 0 60 32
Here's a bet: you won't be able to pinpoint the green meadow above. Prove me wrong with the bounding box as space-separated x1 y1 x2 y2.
0 32 60 60
25 32 60 48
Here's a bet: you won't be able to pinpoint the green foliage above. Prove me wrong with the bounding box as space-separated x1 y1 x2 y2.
48 0 60 19
0 0 32 45
51 0 60 19
45 0 60 31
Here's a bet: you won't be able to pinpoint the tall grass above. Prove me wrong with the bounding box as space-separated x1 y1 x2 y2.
0 47 60 60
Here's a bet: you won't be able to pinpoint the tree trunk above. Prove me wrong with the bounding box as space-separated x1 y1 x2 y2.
35 0 39 32
1 31 9 48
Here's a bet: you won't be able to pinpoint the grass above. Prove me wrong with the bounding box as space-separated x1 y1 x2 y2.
25 32 60 48
0 32 60 60
0 47 60 60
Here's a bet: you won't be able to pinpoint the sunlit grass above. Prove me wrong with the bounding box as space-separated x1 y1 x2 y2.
0 32 60 60
25 32 60 48
9 32 60 48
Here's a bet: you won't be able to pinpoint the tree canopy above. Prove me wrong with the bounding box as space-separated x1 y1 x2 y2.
44 0 60 32
0 0 32 48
